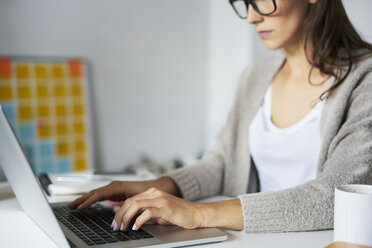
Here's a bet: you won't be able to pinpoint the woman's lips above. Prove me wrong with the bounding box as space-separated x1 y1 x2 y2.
258 30 272 38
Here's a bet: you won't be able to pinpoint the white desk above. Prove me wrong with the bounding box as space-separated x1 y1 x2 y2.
0 185 334 248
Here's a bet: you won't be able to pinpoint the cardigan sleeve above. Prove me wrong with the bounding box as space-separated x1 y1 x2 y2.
164 66 253 201
238 72 372 232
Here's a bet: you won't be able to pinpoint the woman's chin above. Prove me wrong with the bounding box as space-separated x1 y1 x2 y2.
260 40 283 50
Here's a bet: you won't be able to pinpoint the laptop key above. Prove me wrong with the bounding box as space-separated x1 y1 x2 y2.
126 233 141 240
109 231 120 236
82 238 93 244
103 237 118 243
93 239 106 245
90 237 103 241
116 235 130 241
76 233 85 238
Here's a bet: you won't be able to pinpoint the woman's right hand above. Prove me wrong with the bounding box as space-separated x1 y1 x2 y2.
68 180 149 211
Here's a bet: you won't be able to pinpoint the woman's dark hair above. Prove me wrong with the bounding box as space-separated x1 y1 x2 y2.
303 0 372 99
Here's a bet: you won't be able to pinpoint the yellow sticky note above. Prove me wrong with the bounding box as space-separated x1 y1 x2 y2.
15 64 30 79
37 120 51 139
74 158 87 171
35 64 48 79
73 104 84 115
0 86 12 101
37 105 49 118
57 123 68 136
73 122 85 134
17 86 31 99
75 140 86 152
56 141 68 157
55 104 66 116
52 64 65 78
54 85 65 97
18 105 32 121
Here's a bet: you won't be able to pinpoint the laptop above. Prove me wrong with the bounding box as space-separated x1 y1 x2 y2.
0 105 227 248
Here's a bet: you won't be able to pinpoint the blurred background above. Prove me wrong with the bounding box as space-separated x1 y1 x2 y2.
0 0 372 181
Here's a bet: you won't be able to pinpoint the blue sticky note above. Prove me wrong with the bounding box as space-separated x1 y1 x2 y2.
18 122 36 142
56 158 72 173
39 141 54 157
1 104 16 130
1 104 15 124
39 161 54 174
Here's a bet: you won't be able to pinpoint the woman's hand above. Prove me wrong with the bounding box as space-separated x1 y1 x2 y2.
68 180 147 211
68 177 181 211
111 188 244 231
112 187 205 231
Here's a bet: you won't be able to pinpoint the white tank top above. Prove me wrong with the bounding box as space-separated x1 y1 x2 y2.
249 85 324 192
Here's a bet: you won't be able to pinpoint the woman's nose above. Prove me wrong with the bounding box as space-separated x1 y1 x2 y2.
246 4 264 24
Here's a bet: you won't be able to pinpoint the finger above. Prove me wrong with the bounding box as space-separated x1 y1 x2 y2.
133 208 162 230
79 183 124 210
122 199 163 230
68 185 110 210
115 199 162 231
112 204 121 213
112 188 162 230
76 192 110 211
113 190 158 223
113 198 140 231
68 192 93 210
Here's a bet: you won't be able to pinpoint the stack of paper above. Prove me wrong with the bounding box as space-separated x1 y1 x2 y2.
47 174 144 196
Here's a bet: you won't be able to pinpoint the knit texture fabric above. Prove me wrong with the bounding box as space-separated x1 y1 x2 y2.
165 55 372 232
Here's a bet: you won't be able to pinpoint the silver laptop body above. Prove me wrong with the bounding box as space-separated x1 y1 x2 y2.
0 105 227 248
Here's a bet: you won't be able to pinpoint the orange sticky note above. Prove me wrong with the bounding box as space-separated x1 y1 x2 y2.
0 58 12 78
68 59 83 78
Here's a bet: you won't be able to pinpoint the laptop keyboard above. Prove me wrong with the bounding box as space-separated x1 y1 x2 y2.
53 204 154 246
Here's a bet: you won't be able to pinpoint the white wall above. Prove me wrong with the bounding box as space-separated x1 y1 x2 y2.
0 0 210 170
343 0 372 43
205 1 254 149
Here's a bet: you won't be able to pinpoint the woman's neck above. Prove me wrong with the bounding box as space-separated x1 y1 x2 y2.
281 42 327 85
283 42 312 79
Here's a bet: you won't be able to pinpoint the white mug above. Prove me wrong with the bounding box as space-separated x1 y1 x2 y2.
334 184 372 246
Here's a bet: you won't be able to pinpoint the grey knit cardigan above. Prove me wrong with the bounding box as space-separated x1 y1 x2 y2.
166 55 372 232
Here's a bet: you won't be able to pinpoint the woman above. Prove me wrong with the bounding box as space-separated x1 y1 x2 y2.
69 0 372 232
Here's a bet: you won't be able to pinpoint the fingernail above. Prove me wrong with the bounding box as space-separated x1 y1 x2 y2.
113 221 118 231
132 224 137 231
120 223 124 231
111 219 115 228
113 205 120 213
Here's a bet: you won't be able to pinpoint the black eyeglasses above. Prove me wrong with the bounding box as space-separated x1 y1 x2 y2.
229 0 277 19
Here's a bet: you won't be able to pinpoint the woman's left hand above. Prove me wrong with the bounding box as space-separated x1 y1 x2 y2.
111 187 205 231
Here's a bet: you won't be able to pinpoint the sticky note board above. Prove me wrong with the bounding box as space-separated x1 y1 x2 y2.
0 56 93 174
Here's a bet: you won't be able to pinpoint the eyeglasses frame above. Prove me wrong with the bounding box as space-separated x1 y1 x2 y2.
229 0 277 19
